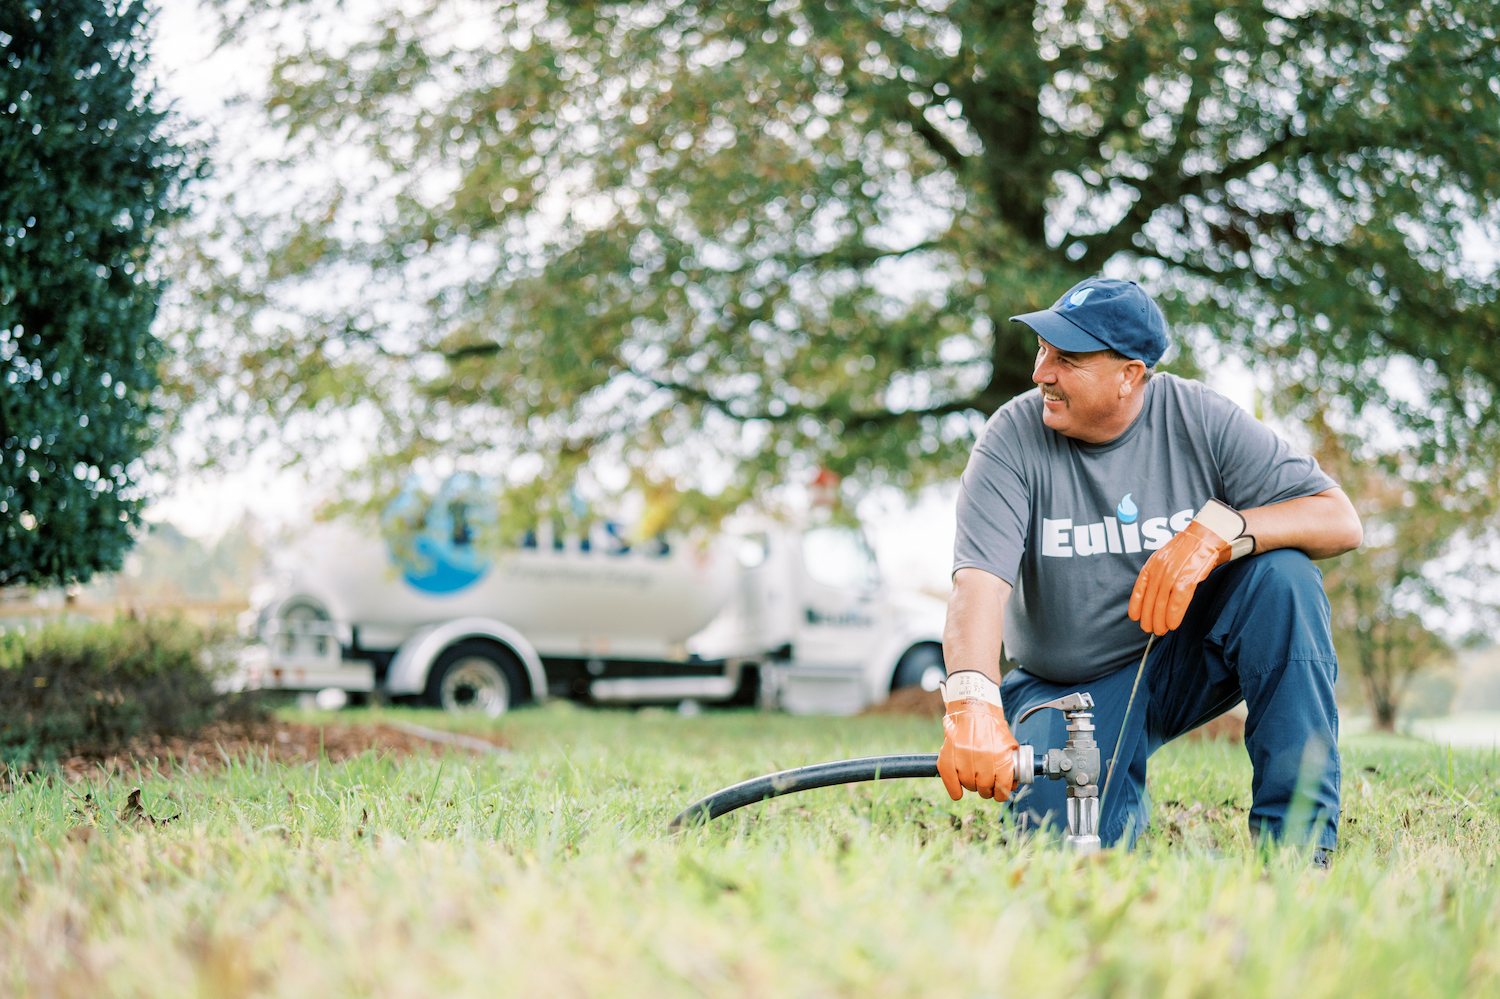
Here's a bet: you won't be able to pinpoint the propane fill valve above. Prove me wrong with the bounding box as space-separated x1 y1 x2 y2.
1011 691 1101 854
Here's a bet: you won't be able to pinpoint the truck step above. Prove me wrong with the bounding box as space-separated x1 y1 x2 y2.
589 675 739 703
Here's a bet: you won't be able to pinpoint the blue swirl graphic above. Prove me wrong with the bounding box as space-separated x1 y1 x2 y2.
382 474 494 595
400 534 489 593
1116 493 1138 524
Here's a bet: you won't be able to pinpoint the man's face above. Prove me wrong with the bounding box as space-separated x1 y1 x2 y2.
1032 338 1139 441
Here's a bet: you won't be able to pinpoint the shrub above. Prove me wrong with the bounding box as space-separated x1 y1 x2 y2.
0 616 261 766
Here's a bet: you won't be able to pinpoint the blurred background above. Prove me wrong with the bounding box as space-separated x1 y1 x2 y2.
5 0 1500 737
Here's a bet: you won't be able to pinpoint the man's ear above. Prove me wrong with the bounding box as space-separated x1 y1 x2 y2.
1119 359 1146 396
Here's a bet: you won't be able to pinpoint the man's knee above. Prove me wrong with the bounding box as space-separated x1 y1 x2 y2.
1236 550 1331 638
1278 655 1337 687
1243 549 1326 601
1216 550 1337 680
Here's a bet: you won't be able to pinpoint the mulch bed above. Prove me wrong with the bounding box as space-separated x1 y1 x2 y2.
864 685 1246 742
5 719 510 785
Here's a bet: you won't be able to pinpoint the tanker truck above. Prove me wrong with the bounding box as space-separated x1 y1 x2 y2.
235 476 949 715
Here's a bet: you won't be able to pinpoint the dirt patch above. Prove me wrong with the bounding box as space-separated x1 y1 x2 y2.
5 720 510 784
864 686 945 720
867 687 1245 742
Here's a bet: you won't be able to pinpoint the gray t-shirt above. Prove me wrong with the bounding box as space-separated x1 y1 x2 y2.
952 374 1337 684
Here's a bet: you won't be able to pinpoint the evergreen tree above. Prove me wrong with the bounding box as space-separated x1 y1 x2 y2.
0 0 195 586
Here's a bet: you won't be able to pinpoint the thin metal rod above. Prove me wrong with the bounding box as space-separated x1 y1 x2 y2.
1100 634 1155 811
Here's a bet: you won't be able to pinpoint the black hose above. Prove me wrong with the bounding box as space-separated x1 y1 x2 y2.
668 754 940 831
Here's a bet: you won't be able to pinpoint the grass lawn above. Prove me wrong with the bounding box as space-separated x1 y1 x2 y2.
3 703 1498 997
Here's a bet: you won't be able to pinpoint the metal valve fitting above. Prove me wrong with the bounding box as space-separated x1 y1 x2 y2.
1013 743 1035 785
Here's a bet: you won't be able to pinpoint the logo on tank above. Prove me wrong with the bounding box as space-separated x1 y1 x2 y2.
381 474 495 594
1039 494 1195 558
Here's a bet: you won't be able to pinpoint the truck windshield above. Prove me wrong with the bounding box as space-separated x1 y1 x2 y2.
802 527 880 591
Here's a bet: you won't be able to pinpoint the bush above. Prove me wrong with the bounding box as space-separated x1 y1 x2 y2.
0 616 261 766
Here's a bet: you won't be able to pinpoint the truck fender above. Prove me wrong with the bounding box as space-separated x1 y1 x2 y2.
384 617 548 703
865 632 945 705
863 591 948 704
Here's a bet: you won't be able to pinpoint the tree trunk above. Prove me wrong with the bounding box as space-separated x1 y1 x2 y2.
1372 697 1397 732
1365 635 1399 732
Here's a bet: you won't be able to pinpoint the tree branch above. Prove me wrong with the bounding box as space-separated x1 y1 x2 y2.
1083 129 1300 266
442 342 502 362
639 373 1005 429
894 104 969 173
792 238 944 271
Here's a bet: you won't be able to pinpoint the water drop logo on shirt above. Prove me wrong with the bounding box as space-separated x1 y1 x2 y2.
1040 492 1195 559
1061 287 1094 310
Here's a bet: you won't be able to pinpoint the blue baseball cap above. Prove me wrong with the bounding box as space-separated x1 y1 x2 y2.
1009 278 1169 366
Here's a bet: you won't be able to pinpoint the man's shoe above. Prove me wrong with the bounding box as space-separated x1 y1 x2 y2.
1310 847 1332 871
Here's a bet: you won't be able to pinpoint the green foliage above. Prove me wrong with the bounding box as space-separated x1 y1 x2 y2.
0 616 253 766
179 0 1500 517
2 708 1500 995
0 0 198 586
1308 406 1492 728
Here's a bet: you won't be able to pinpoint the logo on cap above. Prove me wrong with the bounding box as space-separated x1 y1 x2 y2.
1062 287 1094 310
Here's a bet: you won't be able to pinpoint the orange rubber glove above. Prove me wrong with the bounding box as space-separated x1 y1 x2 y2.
1128 499 1255 636
937 671 1020 801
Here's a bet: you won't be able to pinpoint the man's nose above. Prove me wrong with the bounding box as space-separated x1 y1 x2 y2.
1033 353 1055 384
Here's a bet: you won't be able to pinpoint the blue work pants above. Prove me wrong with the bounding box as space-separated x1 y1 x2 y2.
1001 549 1341 851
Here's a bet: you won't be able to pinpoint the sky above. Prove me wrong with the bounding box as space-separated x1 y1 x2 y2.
140 0 1284 598
145 1 316 538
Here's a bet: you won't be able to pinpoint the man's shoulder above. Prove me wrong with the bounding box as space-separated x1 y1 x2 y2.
987 386 1045 430
977 388 1047 451
1149 371 1211 402
1145 373 1247 423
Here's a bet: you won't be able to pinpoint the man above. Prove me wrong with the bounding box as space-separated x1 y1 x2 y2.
936 278 1362 853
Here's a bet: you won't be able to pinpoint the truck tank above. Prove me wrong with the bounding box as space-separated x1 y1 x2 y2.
271 519 738 661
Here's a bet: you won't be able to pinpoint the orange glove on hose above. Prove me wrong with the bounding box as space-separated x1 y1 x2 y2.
937 671 1019 801
1128 499 1255 635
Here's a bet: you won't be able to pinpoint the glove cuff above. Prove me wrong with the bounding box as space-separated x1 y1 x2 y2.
1191 498 1256 560
939 670 1004 710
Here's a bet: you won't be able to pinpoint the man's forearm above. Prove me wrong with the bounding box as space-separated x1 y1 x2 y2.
1239 487 1363 561
943 568 1013 686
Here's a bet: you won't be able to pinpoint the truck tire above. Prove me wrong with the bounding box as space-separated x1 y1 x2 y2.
424 640 528 716
890 643 946 692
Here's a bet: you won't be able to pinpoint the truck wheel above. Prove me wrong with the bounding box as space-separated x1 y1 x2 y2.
891 643 946 692
425 640 527 717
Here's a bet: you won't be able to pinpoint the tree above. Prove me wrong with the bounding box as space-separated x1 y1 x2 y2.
0 0 197 586
1303 401 1495 730
1321 459 1455 731
181 0 1500 522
